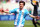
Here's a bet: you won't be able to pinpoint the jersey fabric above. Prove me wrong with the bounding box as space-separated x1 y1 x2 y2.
9 8 29 26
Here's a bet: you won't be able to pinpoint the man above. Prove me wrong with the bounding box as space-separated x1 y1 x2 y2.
1 1 38 27
31 0 40 27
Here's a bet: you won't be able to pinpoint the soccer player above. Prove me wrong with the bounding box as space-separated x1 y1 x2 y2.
1 1 38 27
31 0 40 27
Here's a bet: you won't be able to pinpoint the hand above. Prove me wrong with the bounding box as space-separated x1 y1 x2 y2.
35 16 39 19
1 10 4 12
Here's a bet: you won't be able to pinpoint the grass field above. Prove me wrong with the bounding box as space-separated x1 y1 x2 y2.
0 20 40 27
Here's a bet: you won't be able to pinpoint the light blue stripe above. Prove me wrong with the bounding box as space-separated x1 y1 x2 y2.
17 10 22 25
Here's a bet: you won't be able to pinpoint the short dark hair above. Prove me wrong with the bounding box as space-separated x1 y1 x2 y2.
19 1 25 6
36 1 39 7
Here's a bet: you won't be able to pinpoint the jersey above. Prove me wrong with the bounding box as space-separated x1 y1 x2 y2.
9 8 29 26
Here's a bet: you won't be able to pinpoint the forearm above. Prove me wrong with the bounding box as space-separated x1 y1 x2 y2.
30 15 35 18
4 11 9 13
31 0 33 4
31 0 34 6
3 11 9 14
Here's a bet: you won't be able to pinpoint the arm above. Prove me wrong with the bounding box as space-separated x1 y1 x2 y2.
31 0 34 6
29 14 36 19
26 9 38 19
0 9 9 13
4 11 9 13
2 9 16 14
29 14 38 19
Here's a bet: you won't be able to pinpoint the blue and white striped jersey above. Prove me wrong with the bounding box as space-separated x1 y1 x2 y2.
9 8 29 26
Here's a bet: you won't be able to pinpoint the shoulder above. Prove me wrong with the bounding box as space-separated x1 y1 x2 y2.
13 8 19 10
24 9 28 12
14 8 19 10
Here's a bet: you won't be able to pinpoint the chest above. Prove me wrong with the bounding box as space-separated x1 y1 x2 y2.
16 9 25 15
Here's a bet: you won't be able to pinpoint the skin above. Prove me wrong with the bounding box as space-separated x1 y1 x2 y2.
19 3 38 19
0 3 38 19
34 2 37 5
19 3 24 10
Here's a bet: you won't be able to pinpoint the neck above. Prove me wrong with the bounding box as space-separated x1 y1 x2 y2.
20 8 23 10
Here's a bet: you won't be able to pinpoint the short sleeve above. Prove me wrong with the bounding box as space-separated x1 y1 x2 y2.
26 10 29 15
9 9 15 13
26 10 32 16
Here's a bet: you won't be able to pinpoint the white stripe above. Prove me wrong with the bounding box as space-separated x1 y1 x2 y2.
14 9 19 25
18 10 24 27
34 19 36 21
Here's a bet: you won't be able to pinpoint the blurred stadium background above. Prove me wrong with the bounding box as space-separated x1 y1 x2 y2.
0 0 40 27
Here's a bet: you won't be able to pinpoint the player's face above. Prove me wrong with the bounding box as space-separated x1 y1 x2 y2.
34 3 36 5
19 3 24 9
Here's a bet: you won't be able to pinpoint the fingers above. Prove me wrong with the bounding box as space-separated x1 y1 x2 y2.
36 16 39 19
0 9 4 13
2 10 4 12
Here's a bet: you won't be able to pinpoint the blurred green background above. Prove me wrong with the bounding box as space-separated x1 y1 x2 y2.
0 20 40 27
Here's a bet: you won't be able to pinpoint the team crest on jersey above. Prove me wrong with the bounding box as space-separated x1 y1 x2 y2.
22 10 24 15
17 9 19 14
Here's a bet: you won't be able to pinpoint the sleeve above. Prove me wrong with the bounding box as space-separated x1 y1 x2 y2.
9 9 16 13
26 10 29 15
31 0 34 6
26 10 31 16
